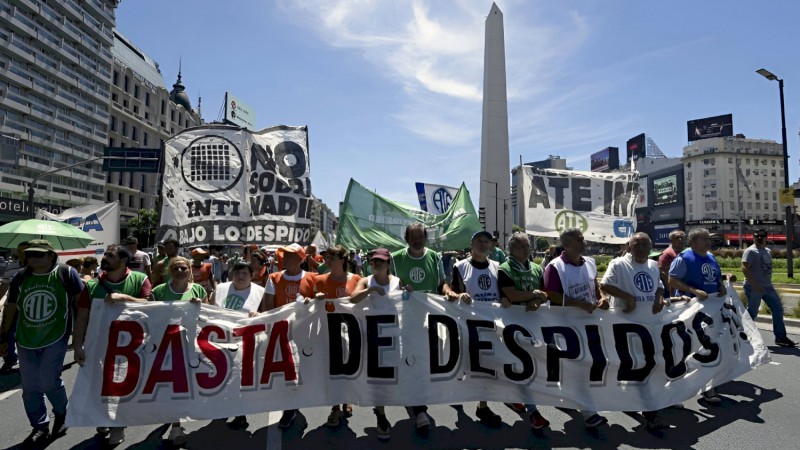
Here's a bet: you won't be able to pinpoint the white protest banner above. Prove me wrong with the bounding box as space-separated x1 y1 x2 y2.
68 284 768 427
156 125 312 247
521 167 637 243
416 182 460 215
38 202 120 263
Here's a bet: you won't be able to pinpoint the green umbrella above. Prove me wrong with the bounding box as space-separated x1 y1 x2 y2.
0 219 94 250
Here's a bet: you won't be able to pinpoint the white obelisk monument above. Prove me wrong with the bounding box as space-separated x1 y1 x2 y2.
479 3 512 244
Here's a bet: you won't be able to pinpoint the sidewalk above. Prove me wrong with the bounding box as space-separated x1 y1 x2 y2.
754 315 800 337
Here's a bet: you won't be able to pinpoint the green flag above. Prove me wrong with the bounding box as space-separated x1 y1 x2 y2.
336 179 482 252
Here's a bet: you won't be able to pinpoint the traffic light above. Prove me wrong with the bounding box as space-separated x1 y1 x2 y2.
479 207 486 228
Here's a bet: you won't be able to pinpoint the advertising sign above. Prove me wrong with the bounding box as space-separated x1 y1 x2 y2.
590 148 610 172
225 92 257 130
687 114 733 142
652 174 678 207
626 134 646 162
38 203 121 262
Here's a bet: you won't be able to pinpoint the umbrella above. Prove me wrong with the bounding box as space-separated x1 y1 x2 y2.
0 219 94 250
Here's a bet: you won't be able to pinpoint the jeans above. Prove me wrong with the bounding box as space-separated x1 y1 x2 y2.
17 338 69 428
745 284 786 339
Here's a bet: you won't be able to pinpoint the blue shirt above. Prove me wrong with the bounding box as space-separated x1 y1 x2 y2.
668 249 722 295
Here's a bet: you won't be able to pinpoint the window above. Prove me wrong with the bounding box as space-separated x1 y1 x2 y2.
124 75 129 92
111 93 118 102
161 100 166 115
133 85 139 99
140 197 145 209
141 174 146 191
128 172 133 188
170 109 175 122
133 105 138 114
128 195 134 208
112 71 118 86
131 126 137 141
145 92 150 107
110 116 115 131
121 121 127 135
143 132 148 146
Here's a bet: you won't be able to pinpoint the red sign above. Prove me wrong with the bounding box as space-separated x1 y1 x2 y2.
724 233 786 242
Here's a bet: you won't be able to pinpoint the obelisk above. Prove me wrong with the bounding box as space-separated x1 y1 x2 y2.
479 2 512 244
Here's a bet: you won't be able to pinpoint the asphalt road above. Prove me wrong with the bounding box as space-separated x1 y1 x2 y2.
1 327 799 450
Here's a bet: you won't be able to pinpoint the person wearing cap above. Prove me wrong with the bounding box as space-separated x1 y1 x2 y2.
152 238 180 287
743 229 797 347
125 236 152 279
658 230 686 293
190 248 216 295
390 223 445 435
496 232 550 430
543 228 610 429
0 239 84 447
258 243 316 430
73 244 151 445
80 256 99 282
442 230 505 427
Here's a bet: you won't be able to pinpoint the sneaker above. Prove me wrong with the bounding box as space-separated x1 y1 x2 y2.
108 427 125 445
96 427 110 437
326 408 342 427
584 413 608 428
701 389 722 405
505 403 526 414
278 410 296 429
415 411 430 438
375 410 391 440
22 427 49 448
51 414 67 436
475 406 502 427
775 337 798 347
530 411 550 430
229 416 249 430
168 425 188 446
645 415 670 431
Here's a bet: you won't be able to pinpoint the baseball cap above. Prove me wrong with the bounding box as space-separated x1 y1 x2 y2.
370 248 391 261
191 248 209 257
125 236 138 244
472 230 493 241
24 239 55 253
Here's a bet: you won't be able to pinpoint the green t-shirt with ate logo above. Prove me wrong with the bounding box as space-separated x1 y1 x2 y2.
150 282 207 302
14 267 81 349
391 248 444 293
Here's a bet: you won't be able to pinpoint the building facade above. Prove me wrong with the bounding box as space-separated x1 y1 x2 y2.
310 198 337 241
106 31 201 223
0 0 118 223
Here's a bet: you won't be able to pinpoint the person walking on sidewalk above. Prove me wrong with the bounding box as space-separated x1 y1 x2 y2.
743 229 798 347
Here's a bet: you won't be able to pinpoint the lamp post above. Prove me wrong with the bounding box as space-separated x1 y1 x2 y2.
757 68 792 277
482 179 499 238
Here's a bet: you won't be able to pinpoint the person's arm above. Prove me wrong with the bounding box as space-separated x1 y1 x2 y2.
260 293 275 312
151 260 164 286
652 287 668 314
442 267 471 303
73 307 91 365
208 289 217 306
741 254 762 293
599 283 635 312
350 277 385 303
668 275 708 300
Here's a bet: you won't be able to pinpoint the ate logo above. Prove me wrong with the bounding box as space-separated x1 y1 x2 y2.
701 263 717 282
409 267 426 284
633 272 654 293
431 188 453 213
478 274 492 291
22 290 58 323
223 295 245 311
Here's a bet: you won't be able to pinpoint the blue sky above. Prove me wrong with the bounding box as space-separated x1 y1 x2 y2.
116 0 800 212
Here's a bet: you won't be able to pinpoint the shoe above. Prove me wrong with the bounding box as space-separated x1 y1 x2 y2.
168 425 188 446
701 389 722 405
96 427 110 437
52 414 67 436
645 415 670 431
22 427 49 448
584 414 608 428
375 410 391 440
775 337 798 347
0 359 17 374
278 410 296 429
475 406 502 427
530 411 550 430
108 427 125 445
415 411 430 437
229 416 249 430
326 408 342 427
505 402 526 414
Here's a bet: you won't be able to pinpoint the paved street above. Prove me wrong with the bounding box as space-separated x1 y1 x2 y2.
1 326 799 450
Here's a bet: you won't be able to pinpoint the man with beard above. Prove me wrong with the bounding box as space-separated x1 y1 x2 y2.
73 244 151 446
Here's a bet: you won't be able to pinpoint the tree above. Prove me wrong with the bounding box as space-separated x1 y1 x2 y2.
536 237 550 252
126 208 160 248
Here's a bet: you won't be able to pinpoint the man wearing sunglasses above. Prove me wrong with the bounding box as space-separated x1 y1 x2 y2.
743 229 797 347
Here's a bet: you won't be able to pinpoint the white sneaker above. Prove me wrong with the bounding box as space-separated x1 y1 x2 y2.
168 425 188 446
109 427 125 445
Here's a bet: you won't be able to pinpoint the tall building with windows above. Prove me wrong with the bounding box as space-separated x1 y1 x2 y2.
683 136 786 244
106 31 201 222
0 0 118 223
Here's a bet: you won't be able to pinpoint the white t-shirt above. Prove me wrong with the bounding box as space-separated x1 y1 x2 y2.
453 257 500 302
600 253 664 310
549 256 597 304
215 281 264 313
128 250 151 273
367 274 401 294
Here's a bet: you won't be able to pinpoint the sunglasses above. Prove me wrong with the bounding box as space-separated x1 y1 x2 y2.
171 266 190 272
24 252 48 259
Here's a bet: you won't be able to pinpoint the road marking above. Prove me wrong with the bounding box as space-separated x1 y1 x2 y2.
0 388 21 401
265 411 281 450
769 361 781 365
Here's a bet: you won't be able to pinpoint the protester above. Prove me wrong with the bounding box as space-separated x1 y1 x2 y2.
208 250 223 285
259 243 316 429
442 230 504 427
302 244 322 273
65 257 83 273
80 257 99 282
658 230 686 292
125 236 152 279
313 244 361 427
668 227 726 404
151 238 179 287
191 247 215 295
220 253 230 282
543 228 610 429
354 249 364 275
0 242 29 374
73 244 151 445
250 250 269 287
390 223 445 435
0 240 84 447
497 232 550 430
209 260 265 430
489 237 507 263
541 245 561 267
743 229 798 347
600 233 670 430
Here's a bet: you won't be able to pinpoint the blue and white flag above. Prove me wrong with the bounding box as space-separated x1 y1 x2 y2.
415 183 459 215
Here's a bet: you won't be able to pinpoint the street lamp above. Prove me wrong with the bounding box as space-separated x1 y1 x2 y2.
482 179 499 237
757 68 792 277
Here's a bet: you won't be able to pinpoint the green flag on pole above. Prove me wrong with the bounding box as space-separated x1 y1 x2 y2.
336 179 483 252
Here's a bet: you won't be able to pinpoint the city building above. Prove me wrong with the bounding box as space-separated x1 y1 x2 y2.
0 0 118 223
683 135 787 245
310 197 337 242
106 31 201 224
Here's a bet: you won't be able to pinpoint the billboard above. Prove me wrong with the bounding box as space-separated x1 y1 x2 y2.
687 114 733 142
652 174 678 207
626 134 646 162
224 92 256 130
590 148 611 172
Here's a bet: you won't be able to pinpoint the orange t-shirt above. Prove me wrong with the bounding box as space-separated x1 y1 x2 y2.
314 273 361 299
269 271 316 308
